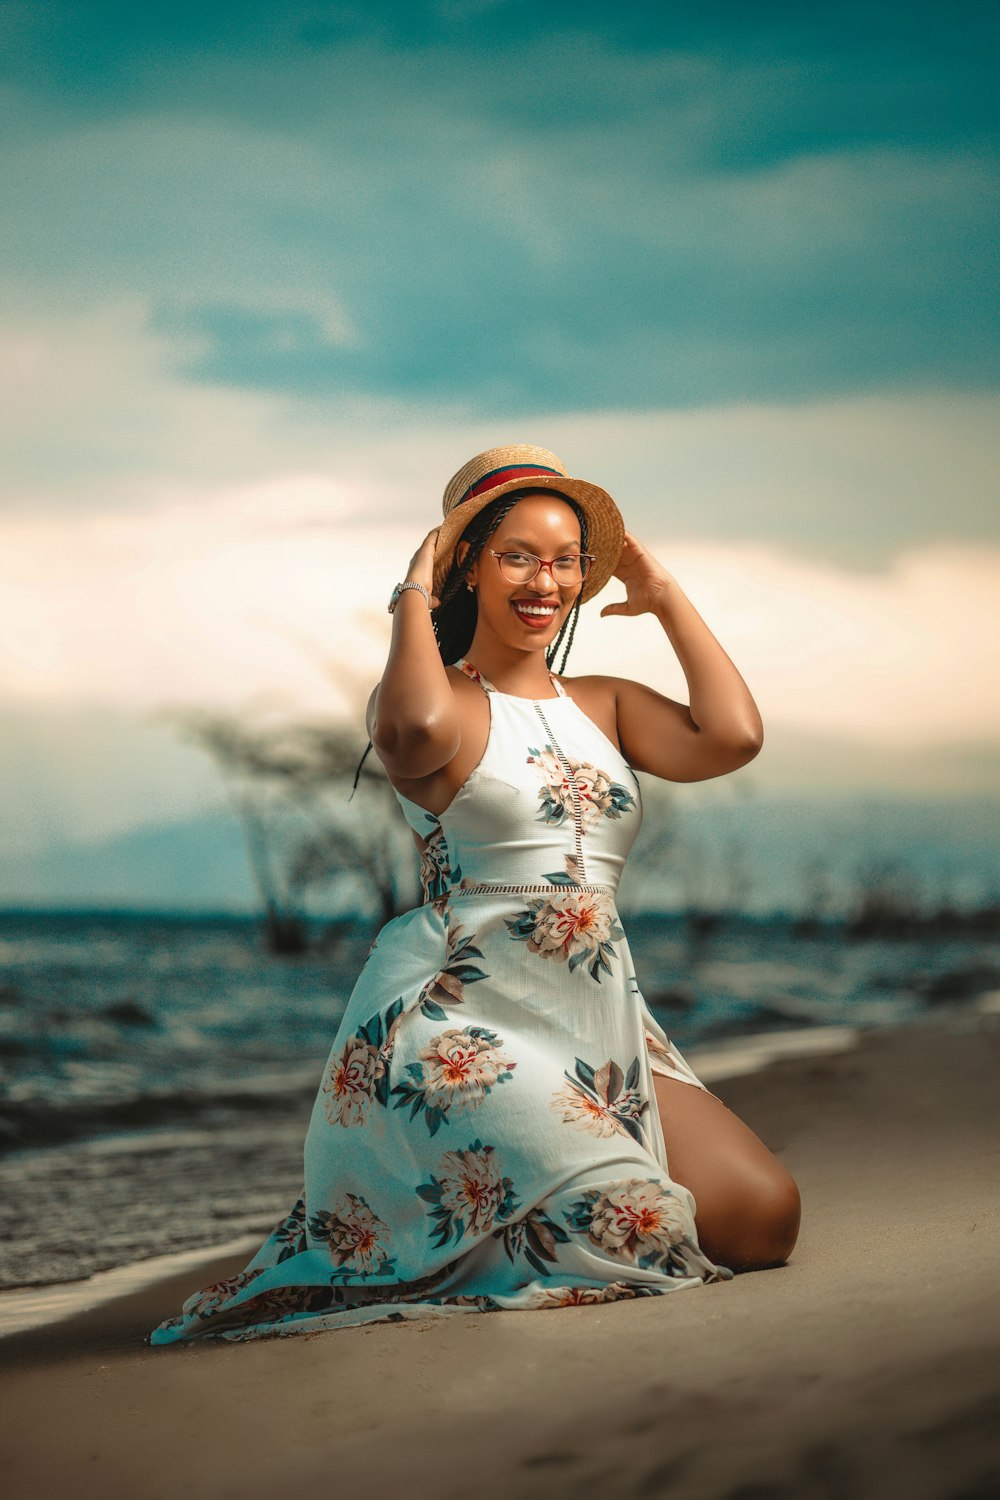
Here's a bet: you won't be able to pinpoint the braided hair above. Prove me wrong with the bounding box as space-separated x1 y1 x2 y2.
349 489 588 799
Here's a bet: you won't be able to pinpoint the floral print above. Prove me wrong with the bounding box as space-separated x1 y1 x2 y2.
550 1055 649 1144
493 1207 570 1276
146 653 733 1349
417 1140 520 1248
505 888 625 982
417 911 488 1018
528 744 636 833
183 1267 266 1322
529 1280 663 1309
323 1035 385 1127
272 1192 308 1263
644 1026 688 1077
322 998 404 1126
419 827 464 907
565 1178 693 1275
307 1191 396 1280
391 1026 516 1134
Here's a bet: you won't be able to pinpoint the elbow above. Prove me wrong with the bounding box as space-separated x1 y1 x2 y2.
695 717 763 762
373 713 460 779
734 724 764 765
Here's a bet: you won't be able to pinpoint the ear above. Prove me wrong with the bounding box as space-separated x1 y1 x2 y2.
455 540 472 577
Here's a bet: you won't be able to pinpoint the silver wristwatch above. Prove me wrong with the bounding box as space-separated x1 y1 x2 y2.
388 580 430 614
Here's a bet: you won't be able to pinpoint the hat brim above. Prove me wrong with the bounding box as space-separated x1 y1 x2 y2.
432 474 624 607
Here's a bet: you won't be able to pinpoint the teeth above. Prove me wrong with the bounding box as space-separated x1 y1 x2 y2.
513 603 556 616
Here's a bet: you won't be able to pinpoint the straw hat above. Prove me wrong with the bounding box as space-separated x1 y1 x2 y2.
433 443 625 607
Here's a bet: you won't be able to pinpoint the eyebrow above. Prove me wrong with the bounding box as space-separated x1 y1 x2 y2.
500 537 581 551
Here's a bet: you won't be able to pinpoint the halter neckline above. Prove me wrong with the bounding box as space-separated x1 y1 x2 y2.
454 656 568 701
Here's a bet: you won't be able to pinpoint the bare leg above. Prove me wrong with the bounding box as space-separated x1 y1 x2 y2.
653 1073 801 1273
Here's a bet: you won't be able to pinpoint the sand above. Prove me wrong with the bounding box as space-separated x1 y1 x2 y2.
2 1005 998 1500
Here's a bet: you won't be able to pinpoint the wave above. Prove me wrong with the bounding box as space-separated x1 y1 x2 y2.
0 1066 320 1155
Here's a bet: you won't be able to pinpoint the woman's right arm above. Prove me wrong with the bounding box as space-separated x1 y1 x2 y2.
370 527 462 780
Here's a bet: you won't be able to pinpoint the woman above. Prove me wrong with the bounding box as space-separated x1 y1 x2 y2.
147 443 799 1346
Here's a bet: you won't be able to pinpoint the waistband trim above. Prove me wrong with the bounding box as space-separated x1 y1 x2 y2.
449 880 616 896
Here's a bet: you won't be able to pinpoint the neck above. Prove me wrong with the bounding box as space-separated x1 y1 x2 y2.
462 640 554 694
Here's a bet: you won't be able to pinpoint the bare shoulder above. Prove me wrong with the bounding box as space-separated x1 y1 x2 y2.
365 665 474 744
561 670 708 780
367 663 486 815
553 671 624 754
556 670 618 701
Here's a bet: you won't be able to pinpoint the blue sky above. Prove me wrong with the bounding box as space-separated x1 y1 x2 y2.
3 0 998 423
0 1 998 890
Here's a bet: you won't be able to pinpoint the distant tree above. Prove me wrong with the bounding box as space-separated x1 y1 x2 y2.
146 698 418 954
845 857 925 939
792 854 840 935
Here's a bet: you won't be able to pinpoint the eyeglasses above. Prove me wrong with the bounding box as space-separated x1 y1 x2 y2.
488 548 594 585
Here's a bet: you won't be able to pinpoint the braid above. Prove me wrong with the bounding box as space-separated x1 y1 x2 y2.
349 490 588 800
546 504 588 676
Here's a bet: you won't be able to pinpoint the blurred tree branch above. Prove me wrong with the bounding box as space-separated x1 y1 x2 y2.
145 695 415 954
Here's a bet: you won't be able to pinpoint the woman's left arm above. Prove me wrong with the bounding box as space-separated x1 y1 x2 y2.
602 532 764 783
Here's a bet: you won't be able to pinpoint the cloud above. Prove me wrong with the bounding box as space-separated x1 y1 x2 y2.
1 299 995 571
1 17 997 412
0 293 399 507
0 471 996 761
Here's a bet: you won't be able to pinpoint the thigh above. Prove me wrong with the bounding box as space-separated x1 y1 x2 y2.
653 1072 798 1209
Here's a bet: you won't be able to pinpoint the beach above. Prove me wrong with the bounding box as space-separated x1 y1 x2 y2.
2 1003 998 1500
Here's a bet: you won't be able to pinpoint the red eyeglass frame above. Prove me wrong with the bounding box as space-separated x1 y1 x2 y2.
486 548 595 583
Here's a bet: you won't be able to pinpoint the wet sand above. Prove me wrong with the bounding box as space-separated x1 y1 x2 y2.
2 1006 998 1500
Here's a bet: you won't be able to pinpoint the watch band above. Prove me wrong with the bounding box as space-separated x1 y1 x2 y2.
388 580 431 614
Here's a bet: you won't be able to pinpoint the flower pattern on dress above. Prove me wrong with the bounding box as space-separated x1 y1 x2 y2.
564 1177 692 1274
505 889 624 983
417 911 489 1018
307 1191 396 1280
271 1191 308 1262
550 1055 648 1144
539 852 587 885
528 744 636 833
321 998 405 1126
418 826 464 907
229 1285 323 1325
644 1026 686 1075
417 1139 520 1248
183 1267 266 1322
391 1026 516 1134
528 1280 663 1309
492 1207 571 1276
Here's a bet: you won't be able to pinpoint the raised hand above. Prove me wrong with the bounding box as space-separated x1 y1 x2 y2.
405 527 443 610
599 531 675 619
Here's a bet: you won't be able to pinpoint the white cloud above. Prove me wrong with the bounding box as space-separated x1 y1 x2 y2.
1 294 997 572
0 474 996 755
0 294 388 506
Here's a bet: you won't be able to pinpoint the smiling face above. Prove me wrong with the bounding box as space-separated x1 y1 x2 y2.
455 493 584 650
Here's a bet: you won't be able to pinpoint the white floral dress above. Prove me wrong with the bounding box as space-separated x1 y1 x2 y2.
147 655 733 1345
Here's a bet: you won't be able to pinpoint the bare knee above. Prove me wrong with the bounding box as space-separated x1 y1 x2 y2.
652 1074 801 1271
731 1171 801 1270
744 1171 801 1268
695 1168 801 1272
